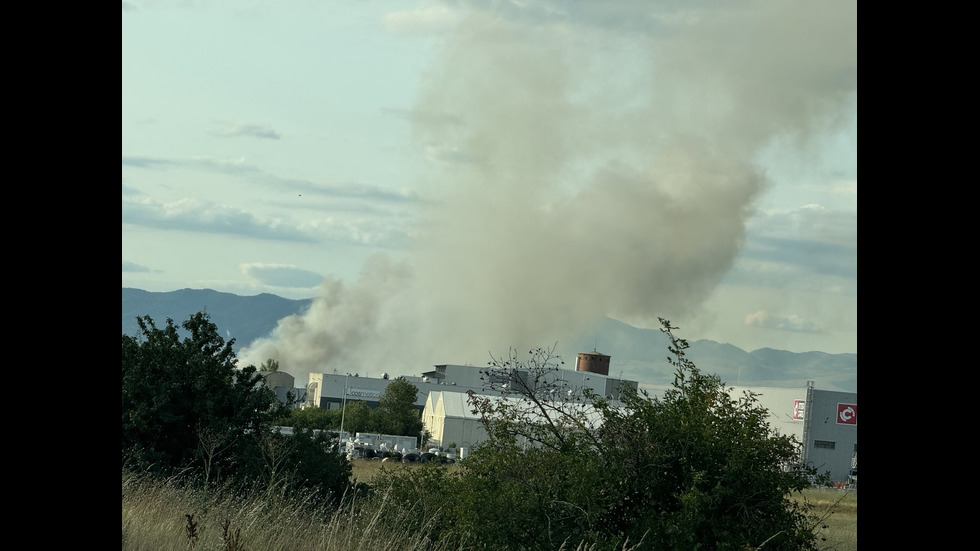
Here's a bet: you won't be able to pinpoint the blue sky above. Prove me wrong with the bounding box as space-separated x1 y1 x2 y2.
122 1 856 376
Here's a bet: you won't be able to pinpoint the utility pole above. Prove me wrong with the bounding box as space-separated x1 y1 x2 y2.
339 373 350 449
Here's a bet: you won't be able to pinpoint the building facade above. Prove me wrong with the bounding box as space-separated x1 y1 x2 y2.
420 381 857 484
306 360 639 412
722 382 856 483
296 358 856 485
800 384 858 485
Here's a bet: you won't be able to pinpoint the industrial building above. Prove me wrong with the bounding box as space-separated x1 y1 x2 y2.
260 370 303 404
800 384 857 487
271 350 857 485
305 351 637 412
418 381 856 485
718 383 856 484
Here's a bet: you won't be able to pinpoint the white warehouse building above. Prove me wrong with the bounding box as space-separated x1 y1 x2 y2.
421 390 489 450
725 383 857 484
307 351 637 412
420 382 856 484
296 351 857 485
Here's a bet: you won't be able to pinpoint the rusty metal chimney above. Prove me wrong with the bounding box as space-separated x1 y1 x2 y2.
575 349 610 376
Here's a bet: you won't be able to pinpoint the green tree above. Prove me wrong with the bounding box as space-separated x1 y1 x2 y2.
451 346 610 549
584 319 817 550
372 319 820 550
122 312 356 507
340 400 373 435
277 400 373 436
279 406 339 430
373 377 424 438
232 427 358 508
259 358 280 372
121 312 282 477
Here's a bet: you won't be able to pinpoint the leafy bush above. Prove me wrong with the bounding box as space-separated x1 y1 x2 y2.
122 312 357 506
370 318 820 550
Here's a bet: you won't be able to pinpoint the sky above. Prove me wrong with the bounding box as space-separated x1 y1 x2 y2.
122 0 857 383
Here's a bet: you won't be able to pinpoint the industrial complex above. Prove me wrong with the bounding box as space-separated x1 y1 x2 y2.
263 350 857 486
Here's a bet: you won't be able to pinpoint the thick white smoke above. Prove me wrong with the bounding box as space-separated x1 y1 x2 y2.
240 2 857 387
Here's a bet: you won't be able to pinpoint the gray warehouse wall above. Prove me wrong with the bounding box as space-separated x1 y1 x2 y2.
802 387 857 484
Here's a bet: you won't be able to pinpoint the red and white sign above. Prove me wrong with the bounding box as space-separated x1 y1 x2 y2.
793 399 805 420
837 403 857 425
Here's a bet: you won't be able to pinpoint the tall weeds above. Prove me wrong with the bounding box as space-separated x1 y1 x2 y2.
122 468 466 551
123 468 854 550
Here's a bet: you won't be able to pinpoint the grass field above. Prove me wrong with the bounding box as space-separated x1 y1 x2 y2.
351 457 434 483
795 487 858 551
123 464 857 550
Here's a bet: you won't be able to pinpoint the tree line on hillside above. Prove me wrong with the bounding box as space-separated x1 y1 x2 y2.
122 312 827 550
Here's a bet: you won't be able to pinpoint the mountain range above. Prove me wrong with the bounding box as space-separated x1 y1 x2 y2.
122 287 857 393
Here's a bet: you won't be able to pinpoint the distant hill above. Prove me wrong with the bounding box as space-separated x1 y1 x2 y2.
565 317 857 393
122 288 856 393
122 288 313 350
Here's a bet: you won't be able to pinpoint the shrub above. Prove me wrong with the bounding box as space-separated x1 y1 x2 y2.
372 318 820 550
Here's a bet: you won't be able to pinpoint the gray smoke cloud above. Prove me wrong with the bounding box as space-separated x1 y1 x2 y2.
240 2 857 387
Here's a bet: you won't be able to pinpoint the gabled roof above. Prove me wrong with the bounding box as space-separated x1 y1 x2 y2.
436 390 479 419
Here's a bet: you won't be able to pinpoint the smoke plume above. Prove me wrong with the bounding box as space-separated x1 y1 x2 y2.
240 2 857 388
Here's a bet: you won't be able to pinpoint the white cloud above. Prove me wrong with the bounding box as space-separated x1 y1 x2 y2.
828 179 857 198
744 310 820 334
210 122 281 140
241 263 324 288
121 197 318 243
122 261 154 273
748 204 857 255
384 5 460 35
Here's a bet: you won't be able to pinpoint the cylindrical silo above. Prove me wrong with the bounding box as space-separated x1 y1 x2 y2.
263 371 295 390
575 350 610 376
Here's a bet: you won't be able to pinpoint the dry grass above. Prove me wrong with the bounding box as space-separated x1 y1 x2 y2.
121 468 462 551
123 467 856 550
350 458 450 484
797 488 858 551
350 458 396 484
